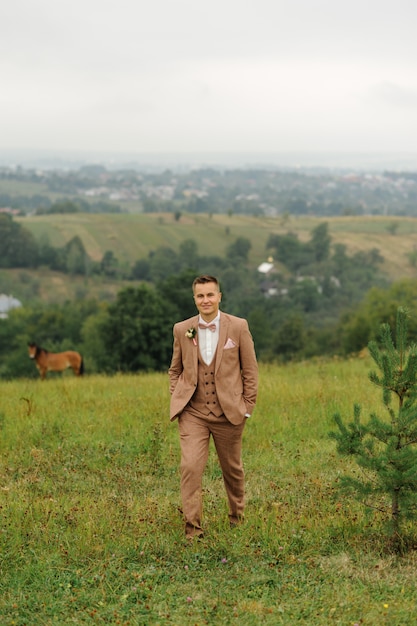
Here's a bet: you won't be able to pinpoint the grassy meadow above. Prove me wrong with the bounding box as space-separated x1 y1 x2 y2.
1 358 417 625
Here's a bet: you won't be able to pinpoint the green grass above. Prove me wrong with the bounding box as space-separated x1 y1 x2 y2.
1 358 416 624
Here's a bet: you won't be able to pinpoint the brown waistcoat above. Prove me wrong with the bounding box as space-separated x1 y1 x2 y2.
187 351 224 417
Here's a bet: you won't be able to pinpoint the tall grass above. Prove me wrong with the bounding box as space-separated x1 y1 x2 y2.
1 359 416 624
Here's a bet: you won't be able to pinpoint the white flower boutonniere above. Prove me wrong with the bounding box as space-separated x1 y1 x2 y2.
185 327 197 345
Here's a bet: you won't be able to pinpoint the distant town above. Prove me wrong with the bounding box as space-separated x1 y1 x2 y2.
1 158 417 218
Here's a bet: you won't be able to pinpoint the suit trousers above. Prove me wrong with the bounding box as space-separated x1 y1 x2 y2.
178 409 246 537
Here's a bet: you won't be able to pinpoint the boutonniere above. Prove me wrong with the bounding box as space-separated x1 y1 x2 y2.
185 327 197 345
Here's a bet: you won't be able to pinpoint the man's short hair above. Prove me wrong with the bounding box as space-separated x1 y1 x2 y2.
192 275 220 291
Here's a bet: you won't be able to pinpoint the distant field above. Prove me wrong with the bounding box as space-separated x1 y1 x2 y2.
0 179 51 196
16 212 417 282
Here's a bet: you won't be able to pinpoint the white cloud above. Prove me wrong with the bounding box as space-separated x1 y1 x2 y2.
1 0 417 154
369 81 417 109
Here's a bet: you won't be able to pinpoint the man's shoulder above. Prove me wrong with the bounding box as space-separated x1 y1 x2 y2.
174 316 198 330
221 312 248 326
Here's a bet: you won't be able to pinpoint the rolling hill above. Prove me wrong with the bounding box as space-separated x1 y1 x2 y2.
7 212 417 304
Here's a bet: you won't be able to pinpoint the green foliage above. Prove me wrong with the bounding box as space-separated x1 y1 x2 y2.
310 222 331 262
64 236 90 275
2 363 417 623
0 214 39 268
338 279 417 353
226 236 251 262
0 311 35 379
266 223 384 316
178 238 198 269
156 269 200 321
100 250 119 277
36 199 80 214
0 299 103 379
331 403 367 455
96 285 174 372
386 221 399 235
35 198 122 215
148 246 181 282
271 314 306 362
0 216 405 376
291 278 320 312
267 231 310 271
331 307 417 545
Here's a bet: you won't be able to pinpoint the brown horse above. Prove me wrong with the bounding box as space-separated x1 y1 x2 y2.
28 342 84 380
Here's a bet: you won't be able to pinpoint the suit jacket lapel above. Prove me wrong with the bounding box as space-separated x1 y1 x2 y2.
215 312 229 374
191 315 199 376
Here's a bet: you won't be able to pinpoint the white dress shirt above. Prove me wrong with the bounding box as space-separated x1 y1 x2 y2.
198 313 220 365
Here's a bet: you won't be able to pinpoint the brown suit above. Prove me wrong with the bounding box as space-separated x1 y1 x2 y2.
169 312 258 424
169 311 258 537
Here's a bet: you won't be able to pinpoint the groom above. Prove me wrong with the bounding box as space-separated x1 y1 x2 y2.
168 275 258 539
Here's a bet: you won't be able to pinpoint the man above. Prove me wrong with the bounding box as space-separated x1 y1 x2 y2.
168 275 258 539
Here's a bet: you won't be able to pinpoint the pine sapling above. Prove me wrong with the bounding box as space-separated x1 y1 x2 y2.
330 307 417 547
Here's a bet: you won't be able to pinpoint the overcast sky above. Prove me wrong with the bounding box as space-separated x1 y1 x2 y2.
1 0 417 160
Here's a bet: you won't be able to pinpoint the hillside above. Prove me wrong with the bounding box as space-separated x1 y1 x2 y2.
5 212 417 304
16 211 417 272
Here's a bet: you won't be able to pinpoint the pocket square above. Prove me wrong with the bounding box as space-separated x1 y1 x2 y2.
224 338 237 350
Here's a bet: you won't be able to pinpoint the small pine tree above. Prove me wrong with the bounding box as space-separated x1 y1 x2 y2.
330 307 417 547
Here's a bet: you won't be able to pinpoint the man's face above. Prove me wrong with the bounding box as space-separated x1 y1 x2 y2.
193 281 222 321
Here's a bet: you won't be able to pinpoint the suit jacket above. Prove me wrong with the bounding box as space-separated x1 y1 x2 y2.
168 311 258 425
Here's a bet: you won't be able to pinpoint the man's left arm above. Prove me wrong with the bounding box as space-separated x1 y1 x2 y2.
240 320 258 415
168 325 183 394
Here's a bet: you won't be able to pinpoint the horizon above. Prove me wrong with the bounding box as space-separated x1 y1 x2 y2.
1 149 417 173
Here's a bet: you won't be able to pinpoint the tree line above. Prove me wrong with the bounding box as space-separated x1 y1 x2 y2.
2 217 415 378
0 213 122 277
0 212 269 280
2 272 417 380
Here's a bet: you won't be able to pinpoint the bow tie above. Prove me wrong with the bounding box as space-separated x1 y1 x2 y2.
198 322 216 332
